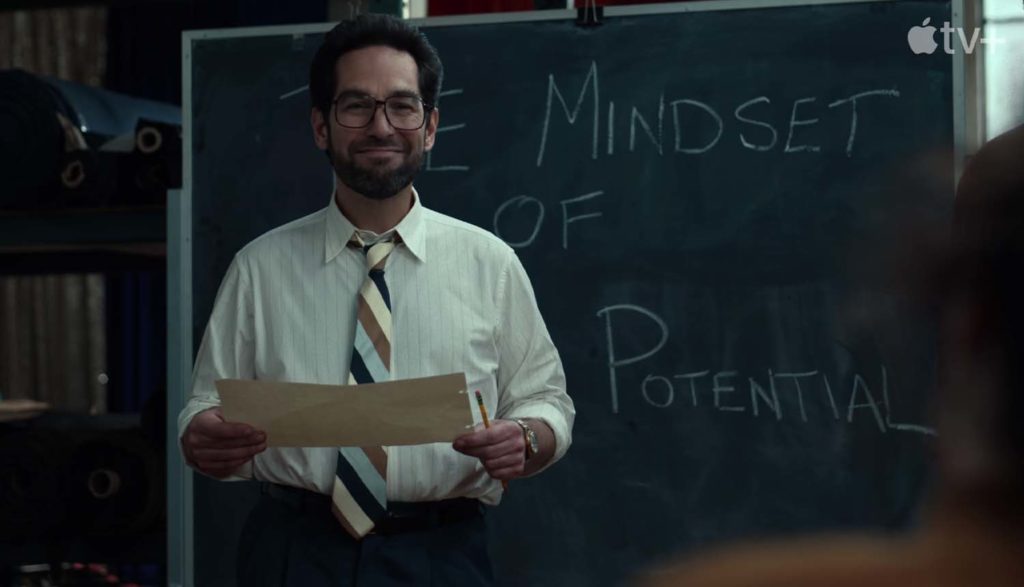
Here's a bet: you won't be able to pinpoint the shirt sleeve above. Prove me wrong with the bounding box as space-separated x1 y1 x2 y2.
493 250 575 474
176 254 257 480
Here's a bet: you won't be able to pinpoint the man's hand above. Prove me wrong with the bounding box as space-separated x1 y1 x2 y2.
452 419 525 481
182 407 266 479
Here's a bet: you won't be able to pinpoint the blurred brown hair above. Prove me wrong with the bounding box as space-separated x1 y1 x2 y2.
937 125 1024 498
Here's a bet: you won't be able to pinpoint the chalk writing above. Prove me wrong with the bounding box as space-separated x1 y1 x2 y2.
493 190 605 250
535 61 900 164
597 303 935 435
536 61 599 166
426 88 470 172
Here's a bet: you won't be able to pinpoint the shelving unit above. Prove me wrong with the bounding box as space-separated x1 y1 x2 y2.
0 200 170 580
0 206 167 274
0 531 166 567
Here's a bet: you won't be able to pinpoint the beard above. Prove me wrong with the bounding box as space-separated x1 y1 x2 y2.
328 133 425 201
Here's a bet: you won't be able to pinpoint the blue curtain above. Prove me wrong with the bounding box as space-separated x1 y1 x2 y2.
105 270 166 414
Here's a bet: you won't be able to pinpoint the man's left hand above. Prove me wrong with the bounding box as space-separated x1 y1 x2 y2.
452 419 525 481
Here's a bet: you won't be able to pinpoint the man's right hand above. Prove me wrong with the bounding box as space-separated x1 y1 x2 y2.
182 407 267 478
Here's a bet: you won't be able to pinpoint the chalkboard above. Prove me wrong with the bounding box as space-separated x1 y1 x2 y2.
184 1 956 584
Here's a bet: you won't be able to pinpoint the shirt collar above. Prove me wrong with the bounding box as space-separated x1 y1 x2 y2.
324 187 427 265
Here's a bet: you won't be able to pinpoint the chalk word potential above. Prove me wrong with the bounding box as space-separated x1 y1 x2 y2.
596 304 935 436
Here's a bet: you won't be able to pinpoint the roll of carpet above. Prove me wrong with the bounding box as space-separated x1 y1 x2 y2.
132 118 182 191
0 428 73 539
107 119 182 206
0 69 68 209
57 147 119 208
0 68 181 210
45 76 180 138
65 428 164 537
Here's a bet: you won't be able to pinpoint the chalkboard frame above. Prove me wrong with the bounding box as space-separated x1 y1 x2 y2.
168 1 970 584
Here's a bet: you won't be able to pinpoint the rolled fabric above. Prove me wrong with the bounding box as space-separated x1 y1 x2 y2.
0 69 67 209
107 119 183 206
0 429 72 539
0 68 182 210
134 118 182 190
65 429 164 537
57 148 119 207
46 76 180 138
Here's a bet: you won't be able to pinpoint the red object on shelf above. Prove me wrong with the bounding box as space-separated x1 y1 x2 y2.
427 0 703 16
574 0 699 5
429 0 534 16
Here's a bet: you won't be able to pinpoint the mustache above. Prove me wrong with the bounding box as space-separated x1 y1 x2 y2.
352 139 406 151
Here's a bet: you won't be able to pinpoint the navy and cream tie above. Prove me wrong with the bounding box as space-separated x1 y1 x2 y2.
331 235 396 539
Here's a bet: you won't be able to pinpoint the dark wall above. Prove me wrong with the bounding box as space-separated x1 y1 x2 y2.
105 0 330 105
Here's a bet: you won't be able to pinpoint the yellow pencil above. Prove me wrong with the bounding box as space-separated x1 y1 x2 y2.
474 390 508 490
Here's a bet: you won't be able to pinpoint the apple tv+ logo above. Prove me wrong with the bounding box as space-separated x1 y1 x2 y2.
907 17 939 54
907 17 999 55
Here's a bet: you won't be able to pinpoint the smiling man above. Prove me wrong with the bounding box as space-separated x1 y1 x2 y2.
177 14 574 586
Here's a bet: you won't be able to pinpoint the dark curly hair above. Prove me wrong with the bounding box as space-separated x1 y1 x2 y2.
309 14 443 119
945 125 1024 495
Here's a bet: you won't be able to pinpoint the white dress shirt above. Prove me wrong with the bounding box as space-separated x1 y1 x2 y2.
178 189 574 505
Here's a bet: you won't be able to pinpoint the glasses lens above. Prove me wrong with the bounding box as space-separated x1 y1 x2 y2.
336 96 375 128
335 96 425 130
384 97 425 130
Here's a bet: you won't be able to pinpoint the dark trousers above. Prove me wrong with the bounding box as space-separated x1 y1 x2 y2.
237 484 494 586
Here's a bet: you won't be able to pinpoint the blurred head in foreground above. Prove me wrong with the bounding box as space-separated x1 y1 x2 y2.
935 125 1024 509
639 124 1024 587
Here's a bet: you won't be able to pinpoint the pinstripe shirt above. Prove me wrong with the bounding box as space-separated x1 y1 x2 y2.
178 189 574 505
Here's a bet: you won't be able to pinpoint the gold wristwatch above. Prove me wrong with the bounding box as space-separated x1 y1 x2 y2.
513 418 539 461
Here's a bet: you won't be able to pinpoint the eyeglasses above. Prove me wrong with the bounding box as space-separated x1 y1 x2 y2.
333 94 433 131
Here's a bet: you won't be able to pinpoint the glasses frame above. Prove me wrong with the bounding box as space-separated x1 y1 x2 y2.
332 94 435 131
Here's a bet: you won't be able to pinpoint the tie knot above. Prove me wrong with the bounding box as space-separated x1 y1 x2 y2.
349 234 397 272
365 241 394 271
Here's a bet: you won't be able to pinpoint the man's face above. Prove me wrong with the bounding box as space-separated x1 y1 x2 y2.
312 45 438 200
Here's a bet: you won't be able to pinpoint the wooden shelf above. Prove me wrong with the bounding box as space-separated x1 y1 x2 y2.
3 0 186 9
0 532 165 567
0 206 166 250
0 246 165 274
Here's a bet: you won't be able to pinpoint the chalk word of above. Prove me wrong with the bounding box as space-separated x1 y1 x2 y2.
493 190 603 249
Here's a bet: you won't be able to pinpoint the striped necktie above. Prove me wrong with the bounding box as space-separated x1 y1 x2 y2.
331 235 396 539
